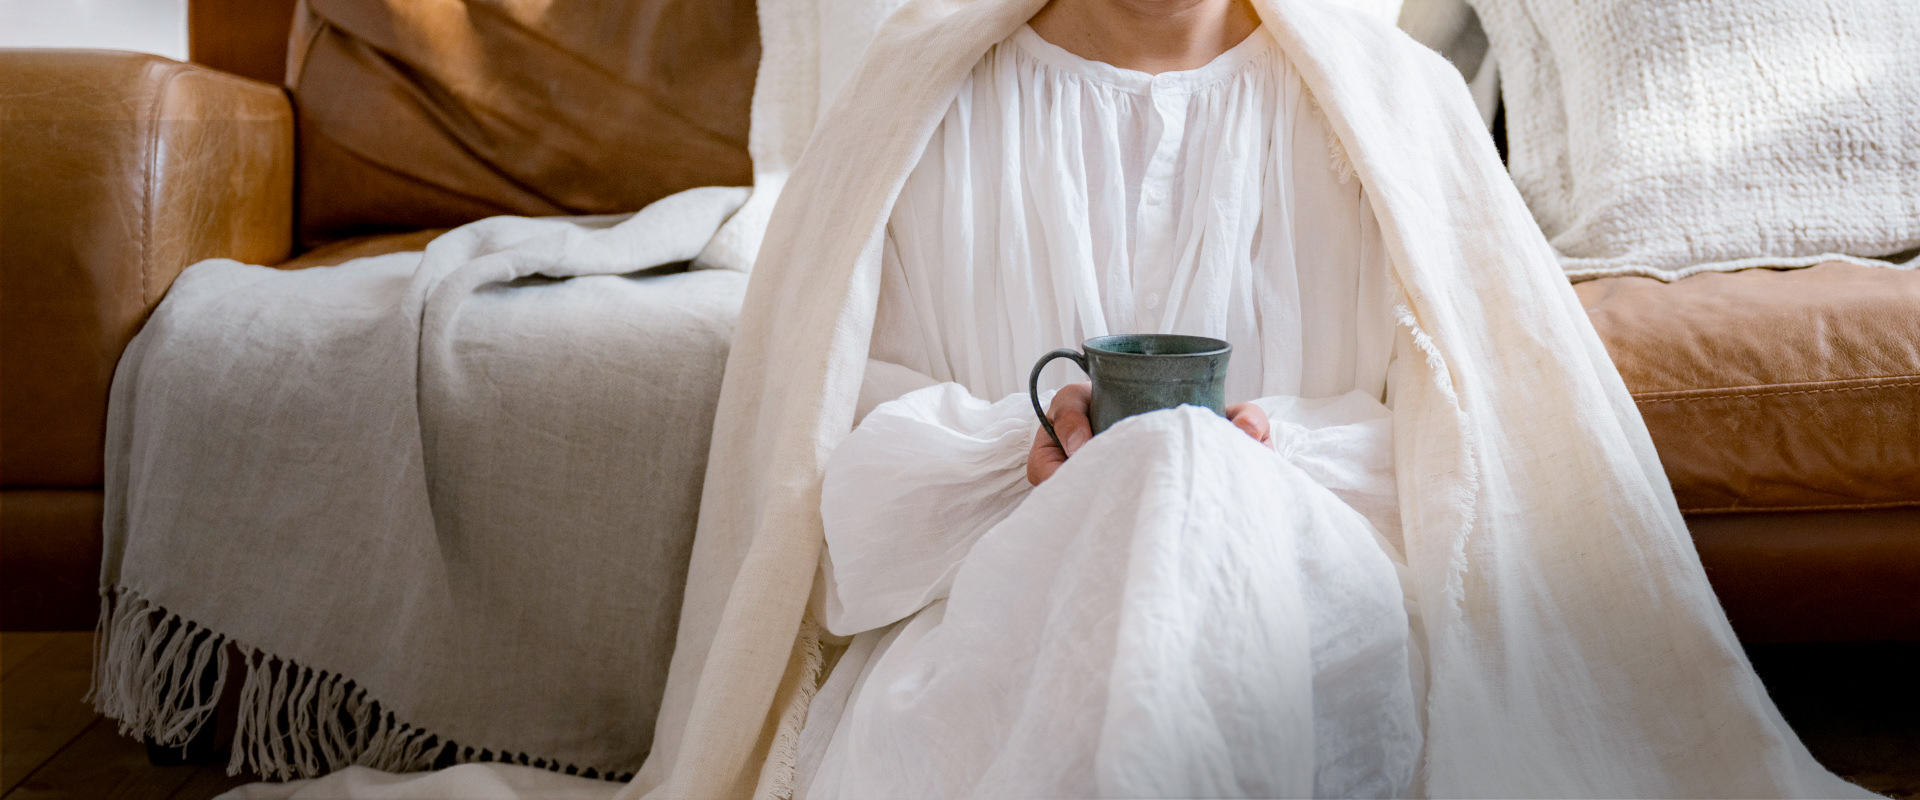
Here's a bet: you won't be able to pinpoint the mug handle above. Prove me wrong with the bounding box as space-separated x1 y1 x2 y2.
1030 348 1090 453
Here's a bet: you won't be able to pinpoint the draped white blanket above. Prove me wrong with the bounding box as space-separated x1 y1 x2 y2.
800 388 1421 798
223 0 1875 797
634 0 1871 797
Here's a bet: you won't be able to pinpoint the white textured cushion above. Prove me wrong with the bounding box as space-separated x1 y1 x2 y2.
1469 0 1920 281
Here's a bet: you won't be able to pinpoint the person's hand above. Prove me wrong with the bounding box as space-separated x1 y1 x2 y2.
1029 387 1272 485
1028 382 1092 485
1225 402 1271 446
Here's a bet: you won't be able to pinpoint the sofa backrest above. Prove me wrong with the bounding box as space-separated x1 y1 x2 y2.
190 0 301 85
274 0 758 246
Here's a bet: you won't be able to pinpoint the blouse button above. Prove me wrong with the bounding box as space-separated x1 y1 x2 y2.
1145 186 1168 204
1143 292 1162 310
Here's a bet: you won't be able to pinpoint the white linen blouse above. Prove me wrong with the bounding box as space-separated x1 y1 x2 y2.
824 19 1413 650
868 23 1396 405
799 29 1419 797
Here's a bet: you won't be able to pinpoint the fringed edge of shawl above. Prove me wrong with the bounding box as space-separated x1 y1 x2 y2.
1310 95 1357 185
754 612 829 800
1393 302 1452 396
1392 299 1483 609
1327 130 1357 185
90 587 638 783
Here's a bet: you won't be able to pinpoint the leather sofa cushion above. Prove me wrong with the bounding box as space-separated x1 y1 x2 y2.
277 228 447 270
288 0 758 246
1577 262 1920 513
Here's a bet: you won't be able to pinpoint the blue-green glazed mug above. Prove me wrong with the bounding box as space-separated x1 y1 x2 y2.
1029 333 1232 452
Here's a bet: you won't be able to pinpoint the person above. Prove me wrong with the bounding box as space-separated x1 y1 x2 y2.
749 0 1875 797
222 0 1878 797
793 0 1420 795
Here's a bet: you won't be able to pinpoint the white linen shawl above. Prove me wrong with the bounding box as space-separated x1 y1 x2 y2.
628 1 1870 798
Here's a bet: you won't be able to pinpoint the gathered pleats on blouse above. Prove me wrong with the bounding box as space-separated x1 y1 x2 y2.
871 25 1396 405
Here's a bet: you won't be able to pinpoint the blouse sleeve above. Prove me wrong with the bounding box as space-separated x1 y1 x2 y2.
819 382 1039 636
1248 390 1399 545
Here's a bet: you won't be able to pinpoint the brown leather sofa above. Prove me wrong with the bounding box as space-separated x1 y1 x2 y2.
1 0 757 629
2 48 294 629
3 0 1916 641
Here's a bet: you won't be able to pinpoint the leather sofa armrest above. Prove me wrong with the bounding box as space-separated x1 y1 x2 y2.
1 49 293 488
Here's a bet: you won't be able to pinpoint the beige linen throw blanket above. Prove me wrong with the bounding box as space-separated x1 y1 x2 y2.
97 190 751 780
214 0 1874 797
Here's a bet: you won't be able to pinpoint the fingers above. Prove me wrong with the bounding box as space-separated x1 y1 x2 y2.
1047 382 1094 455
1027 423 1067 485
1226 402 1271 444
1030 382 1091 485
1035 386 1267 484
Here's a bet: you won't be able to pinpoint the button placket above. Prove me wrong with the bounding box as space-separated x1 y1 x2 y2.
1133 80 1186 326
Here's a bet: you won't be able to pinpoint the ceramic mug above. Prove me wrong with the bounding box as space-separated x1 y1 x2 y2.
1029 333 1232 452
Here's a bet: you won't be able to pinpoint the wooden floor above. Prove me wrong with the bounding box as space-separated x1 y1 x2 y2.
4 632 1918 799
2 633 247 800
1746 641 1920 798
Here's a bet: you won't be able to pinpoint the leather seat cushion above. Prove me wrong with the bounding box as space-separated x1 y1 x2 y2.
287 0 758 246
1577 261 1920 513
275 228 447 270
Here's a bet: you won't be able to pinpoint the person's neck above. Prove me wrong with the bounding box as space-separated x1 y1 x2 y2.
1028 0 1260 74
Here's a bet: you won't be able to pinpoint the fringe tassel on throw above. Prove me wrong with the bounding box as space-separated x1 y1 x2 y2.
91 591 231 749
91 588 634 782
226 649 440 780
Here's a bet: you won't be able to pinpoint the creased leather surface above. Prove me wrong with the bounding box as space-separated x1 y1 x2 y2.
289 0 758 245
1577 262 1920 512
0 50 293 489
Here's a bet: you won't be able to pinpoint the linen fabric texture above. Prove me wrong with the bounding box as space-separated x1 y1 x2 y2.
1467 0 1920 281
98 190 750 780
